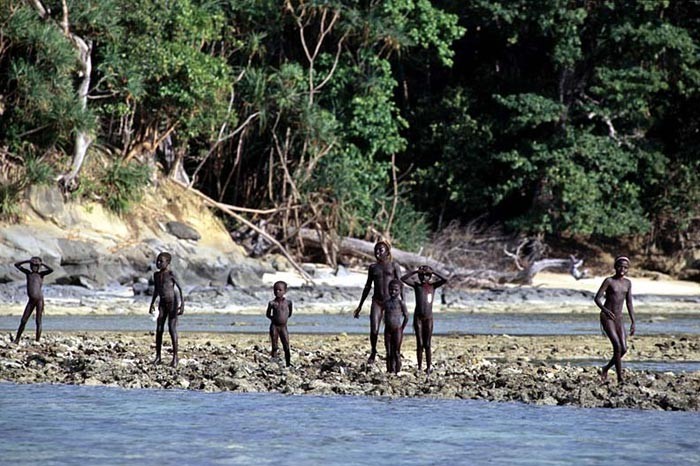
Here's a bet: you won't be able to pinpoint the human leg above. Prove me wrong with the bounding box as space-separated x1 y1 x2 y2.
600 316 624 383
168 313 179 367
279 326 291 367
13 300 35 343
368 300 383 364
423 318 434 374
270 324 280 357
384 329 393 372
154 307 167 364
34 298 44 342
394 330 403 373
413 318 423 370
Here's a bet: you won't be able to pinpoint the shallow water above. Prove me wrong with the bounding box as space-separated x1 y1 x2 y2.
1 312 699 336
488 358 700 374
0 383 698 465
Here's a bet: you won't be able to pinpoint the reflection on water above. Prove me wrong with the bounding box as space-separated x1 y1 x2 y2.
0 383 698 465
1 312 699 336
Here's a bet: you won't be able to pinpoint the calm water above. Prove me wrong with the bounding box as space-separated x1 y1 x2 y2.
2 312 699 336
0 383 698 465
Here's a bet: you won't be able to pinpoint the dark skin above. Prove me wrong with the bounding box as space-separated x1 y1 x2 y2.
594 259 636 385
13 258 53 343
401 266 447 374
266 282 293 367
383 282 408 374
149 253 184 367
353 242 403 364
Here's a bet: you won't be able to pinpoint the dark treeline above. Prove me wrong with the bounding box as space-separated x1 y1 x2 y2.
1 0 699 258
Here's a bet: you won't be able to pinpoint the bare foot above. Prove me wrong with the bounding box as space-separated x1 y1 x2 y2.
170 357 178 368
152 356 162 365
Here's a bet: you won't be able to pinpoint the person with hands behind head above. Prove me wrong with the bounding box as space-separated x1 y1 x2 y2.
594 255 636 385
13 257 53 343
149 252 184 367
401 265 447 374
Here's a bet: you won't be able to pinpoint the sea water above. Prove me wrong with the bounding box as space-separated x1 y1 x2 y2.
0 383 698 465
2 312 699 336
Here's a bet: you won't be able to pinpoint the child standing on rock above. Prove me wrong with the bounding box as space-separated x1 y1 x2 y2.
149 252 184 367
401 265 447 374
383 279 408 374
13 257 53 343
266 280 293 367
594 255 636 385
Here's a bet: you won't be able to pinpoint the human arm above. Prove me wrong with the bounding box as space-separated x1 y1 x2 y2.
626 280 635 335
288 300 293 318
594 278 615 320
173 273 185 315
40 263 54 277
14 260 31 274
400 269 419 286
266 302 274 320
401 301 409 330
354 269 373 318
149 272 159 314
394 262 404 301
431 270 448 289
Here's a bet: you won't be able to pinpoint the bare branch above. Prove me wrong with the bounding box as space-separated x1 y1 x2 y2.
172 179 313 283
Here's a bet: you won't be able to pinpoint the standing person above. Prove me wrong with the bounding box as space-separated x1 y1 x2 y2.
266 280 293 367
383 279 409 373
594 255 636 385
353 241 403 364
401 265 447 374
149 252 184 367
13 257 53 343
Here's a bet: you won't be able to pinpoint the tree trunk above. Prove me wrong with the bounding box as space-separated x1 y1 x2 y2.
297 228 585 286
29 0 94 192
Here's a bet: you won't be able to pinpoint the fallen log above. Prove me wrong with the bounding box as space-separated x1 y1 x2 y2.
298 228 585 286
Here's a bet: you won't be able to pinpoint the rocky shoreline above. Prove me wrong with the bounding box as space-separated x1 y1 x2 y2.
1 332 699 411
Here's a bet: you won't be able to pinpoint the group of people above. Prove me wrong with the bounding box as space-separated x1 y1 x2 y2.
11 245 636 384
352 241 447 374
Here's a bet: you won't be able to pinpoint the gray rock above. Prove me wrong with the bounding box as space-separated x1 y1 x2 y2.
28 185 65 222
166 221 201 241
227 266 264 287
57 239 100 266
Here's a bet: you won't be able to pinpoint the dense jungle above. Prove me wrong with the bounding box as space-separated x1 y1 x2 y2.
1 0 699 277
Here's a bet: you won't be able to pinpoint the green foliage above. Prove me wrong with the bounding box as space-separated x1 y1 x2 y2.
409 0 700 240
0 182 22 221
390 200 430 251
314 146 389 238
5 0 699 254
24 156 55 186
97 161 151 215
0 2 93 151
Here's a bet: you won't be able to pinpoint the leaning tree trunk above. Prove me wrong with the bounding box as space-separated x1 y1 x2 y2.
28 0 93 192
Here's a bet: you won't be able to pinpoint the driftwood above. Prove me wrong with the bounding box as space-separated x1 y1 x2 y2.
298 228 585 286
